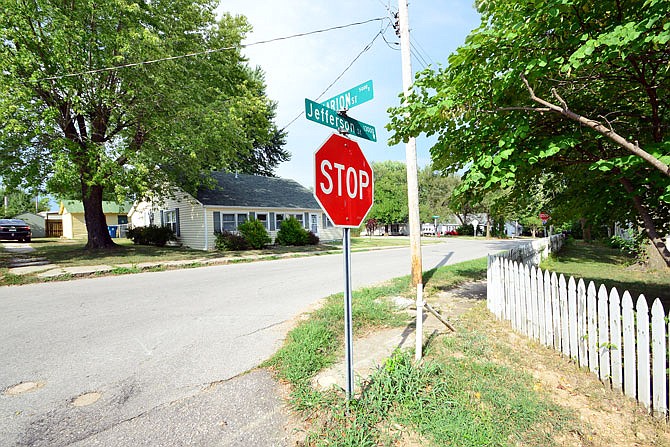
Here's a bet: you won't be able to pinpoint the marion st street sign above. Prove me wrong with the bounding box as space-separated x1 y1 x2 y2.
304 98 377 142
320 80 373 111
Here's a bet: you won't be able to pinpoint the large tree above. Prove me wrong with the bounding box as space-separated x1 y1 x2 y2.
367 161 409 229
0 0 288 249
388 0 670 267
418 164 460 223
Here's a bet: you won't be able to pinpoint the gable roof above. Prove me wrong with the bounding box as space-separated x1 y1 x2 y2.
196 172 320 210
59 200 132 215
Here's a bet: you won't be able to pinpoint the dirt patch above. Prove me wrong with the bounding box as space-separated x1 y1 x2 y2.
476 308 670 447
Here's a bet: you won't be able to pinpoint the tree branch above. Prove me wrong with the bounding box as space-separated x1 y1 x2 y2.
520 73 670 178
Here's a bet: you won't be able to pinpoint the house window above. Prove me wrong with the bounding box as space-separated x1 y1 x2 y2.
275 213 285 229
215 212 249 232
293 214 304 226
256 213 268 229
163 209 180 236
221 213 236 231
237 213 248 227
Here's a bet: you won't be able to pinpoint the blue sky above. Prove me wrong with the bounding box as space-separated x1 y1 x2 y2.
216 1 481 188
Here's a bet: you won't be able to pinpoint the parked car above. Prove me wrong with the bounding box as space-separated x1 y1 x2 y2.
0 219 32 242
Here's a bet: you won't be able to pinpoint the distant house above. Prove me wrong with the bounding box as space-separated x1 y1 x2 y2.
15 212 45 238
59 200 132 239
129 172 342 250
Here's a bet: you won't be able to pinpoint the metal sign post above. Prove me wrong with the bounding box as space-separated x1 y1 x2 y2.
342 228 354 399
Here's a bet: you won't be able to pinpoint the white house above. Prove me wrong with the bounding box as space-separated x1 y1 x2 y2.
130 172 342 250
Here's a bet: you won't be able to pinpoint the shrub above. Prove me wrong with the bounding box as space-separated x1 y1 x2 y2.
126 225 176 247
238 218 271 249
306 231 320 245
276 217 309 246
215 231 249 251
456 224 474 236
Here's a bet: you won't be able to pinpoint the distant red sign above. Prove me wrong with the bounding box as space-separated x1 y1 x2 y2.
314 133 374 228
539 212 550 223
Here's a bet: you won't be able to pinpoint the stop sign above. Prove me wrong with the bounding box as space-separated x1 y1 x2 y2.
314 133 374 227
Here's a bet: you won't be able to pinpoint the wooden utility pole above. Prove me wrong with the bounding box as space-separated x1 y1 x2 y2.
398 0 424 360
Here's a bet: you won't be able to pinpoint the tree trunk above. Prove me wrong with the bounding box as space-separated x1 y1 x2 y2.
82 183 116 249
620 178 670 268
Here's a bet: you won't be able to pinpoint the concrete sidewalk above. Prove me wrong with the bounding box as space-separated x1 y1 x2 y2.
312 281 487 395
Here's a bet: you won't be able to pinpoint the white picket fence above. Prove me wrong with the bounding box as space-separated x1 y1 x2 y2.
487 239 668 418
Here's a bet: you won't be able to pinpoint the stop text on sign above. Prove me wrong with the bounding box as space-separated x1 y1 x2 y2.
319 160 370 201
313 133 374 227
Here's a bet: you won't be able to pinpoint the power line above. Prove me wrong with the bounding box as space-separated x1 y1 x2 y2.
411 37 434 66
280 28 386 131
409 41 429 69
33 17 387 82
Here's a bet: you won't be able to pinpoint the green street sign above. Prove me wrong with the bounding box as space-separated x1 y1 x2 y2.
321 80 373 111
305 98 377 142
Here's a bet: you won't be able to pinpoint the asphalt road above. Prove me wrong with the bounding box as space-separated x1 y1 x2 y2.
0 238 525 446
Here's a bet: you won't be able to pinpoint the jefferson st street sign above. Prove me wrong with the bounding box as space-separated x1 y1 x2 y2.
304 98 377 142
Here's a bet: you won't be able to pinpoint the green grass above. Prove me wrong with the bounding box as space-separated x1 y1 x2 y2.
266 258 585 446
540 239 670 304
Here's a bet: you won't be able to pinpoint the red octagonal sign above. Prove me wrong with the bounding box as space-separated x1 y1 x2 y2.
314 133 374 228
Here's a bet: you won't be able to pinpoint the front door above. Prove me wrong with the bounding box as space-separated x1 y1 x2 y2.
310 214 318 233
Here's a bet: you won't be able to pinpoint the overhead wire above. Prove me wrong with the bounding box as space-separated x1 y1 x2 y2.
32 17 387 82
280 24 388 131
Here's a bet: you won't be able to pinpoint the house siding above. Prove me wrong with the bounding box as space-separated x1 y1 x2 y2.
132 184 344 250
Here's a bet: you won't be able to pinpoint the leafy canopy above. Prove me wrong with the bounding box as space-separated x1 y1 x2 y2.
0 0 288 204
387 0 669 241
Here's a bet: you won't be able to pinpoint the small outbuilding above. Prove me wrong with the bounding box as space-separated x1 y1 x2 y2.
59 200 131 239
14 212 45 238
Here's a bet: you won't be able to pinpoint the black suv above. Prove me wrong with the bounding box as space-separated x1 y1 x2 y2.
0 219 32 242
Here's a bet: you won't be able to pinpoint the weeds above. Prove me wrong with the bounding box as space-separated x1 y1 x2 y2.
268 258 585 446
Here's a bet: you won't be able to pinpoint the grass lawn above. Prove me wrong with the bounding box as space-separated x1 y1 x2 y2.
18 237 340 267
267 257 669 446
540 239 670 305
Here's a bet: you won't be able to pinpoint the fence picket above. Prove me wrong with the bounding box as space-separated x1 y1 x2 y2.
568 276 579 361
537 268 546 346
551 272 561 350
486 236 666 420
543 269 553 348
514 262 522 331
651 299 667 417
521 263 530 336
530 266 539 341
637 295 651 412
560 275 570 357
587 282 598 375
577 279 588 369
597 284 610 384
621 291 636 400
609 288 623 392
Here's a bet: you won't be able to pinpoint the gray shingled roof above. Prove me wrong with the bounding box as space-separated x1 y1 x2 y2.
196 172 320 209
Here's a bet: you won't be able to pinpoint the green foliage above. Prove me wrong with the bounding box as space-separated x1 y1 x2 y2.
388 0 670 260
0 1 288 247
126 225 176 247
215 231 249 251
418 164 460 223
238 218 271 249
609 230 648 264
275 216 309 246
0 188 50 218
456 224 474 236
367 161 408 225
